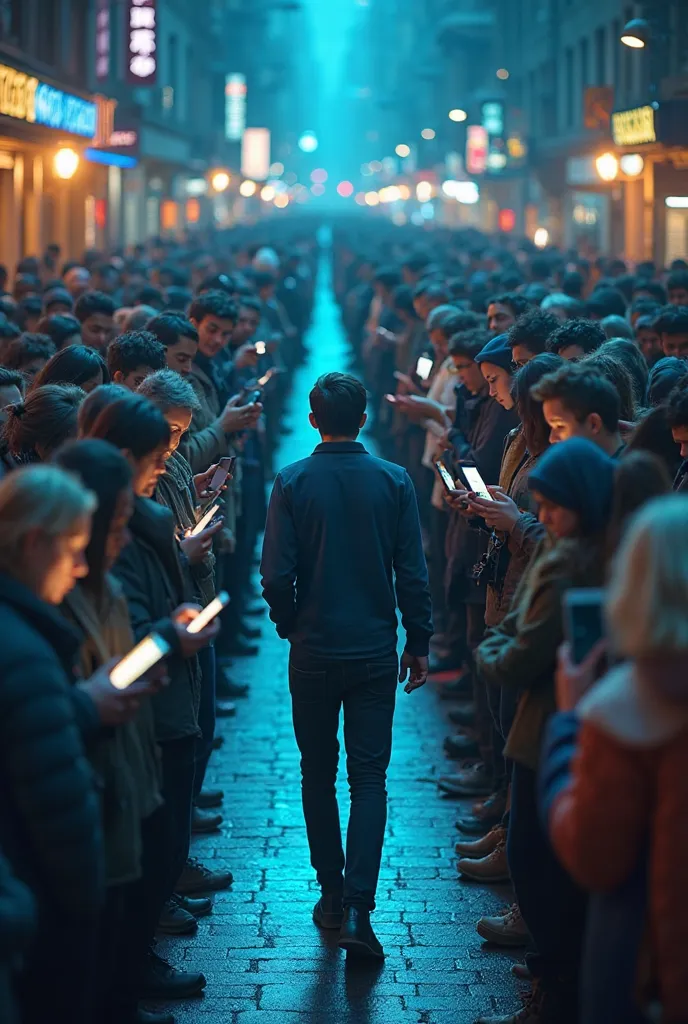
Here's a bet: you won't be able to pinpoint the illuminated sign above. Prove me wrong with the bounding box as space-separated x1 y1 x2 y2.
241 128 271 180
0 62 96 138
96 0 110 81
225 73 247 141
611 105 656 147
127 0 157 85
466 125 488 175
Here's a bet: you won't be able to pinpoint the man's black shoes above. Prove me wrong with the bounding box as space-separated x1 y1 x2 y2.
313 892 343 929
338 907 385 960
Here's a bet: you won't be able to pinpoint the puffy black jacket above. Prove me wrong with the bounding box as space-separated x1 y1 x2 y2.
0 846 35 1024
0 573 104 923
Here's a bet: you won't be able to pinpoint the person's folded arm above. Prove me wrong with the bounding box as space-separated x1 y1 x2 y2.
393 473 433 657
260 474 298 638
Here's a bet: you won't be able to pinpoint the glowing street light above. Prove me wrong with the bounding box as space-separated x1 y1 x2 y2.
337 180 354 197
448 108 468 122
533 227 549 249
364 191 380 206
239 179 257 197
395 144 410 158
620 153 644 177
211 170 231 192
274 193 289 208
620 18 649 48
421 128 436 140
416 180 433 202
260 185 276 202
298 131 318 153
54 147 79 180
596 152 619 182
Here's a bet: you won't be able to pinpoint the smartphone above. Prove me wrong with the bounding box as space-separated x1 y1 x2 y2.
110 633 171 690
209 456 236 492
563 589 605 665
191 503 220 536
384 393 398 404
187 591 230 635
257 368 277 387
245 390 262 405
415 355 433 381
434 460 457 493
255 340 267 355
460 464 493 501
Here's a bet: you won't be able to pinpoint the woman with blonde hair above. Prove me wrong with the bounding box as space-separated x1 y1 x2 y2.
543 494 688 1024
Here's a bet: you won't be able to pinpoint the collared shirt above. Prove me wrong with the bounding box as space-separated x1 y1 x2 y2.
261 440 433 660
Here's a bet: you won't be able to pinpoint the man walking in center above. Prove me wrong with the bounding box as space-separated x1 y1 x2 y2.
261 372 433 959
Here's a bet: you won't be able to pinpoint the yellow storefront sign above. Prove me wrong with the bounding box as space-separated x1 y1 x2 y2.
611 105 657 147
0 63 38 124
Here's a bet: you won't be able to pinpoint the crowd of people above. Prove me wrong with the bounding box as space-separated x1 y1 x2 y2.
334 231 688 1024
0 219 687 1024
0 233 316 1024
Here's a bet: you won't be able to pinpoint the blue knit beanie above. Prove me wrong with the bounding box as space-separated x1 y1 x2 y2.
528 438 615 534
475 334 513 373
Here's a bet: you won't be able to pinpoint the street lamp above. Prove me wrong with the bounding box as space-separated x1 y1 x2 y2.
395 144 410 157
211 170 231 192
448 108 467 122
620 18 650 48
54 147 79 179
596 152 619 182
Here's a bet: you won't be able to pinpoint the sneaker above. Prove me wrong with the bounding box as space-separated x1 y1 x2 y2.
439 763 493 797
457 840 510 883
176 857 233 895
476 903 529 946
140 950 206 1000
455 825 505 858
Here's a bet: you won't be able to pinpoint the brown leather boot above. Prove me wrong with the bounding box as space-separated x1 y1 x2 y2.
457 839 510 882
455 824 505 858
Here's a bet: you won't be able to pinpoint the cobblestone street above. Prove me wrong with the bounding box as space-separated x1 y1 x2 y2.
156 254 521 1024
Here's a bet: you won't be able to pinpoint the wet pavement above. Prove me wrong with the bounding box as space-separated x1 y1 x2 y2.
156 250 521 1023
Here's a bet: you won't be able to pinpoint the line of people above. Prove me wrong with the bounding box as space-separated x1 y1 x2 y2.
335 225 688 1024
0 232 316 1024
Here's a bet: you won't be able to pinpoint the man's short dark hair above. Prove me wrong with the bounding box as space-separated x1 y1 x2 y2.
135 285 165 308
630 297 661 319
654 305 688 336
401 253 430 275
449 328 491 360
238 295 261 314
507 308 560 356
667 270 688 295
531 363 620 433
488 292 530 319
146 312 199 348
188 290 238 325
634 280 667 305
562 271 584 298
309 372 367 437
666 383 688 429
426 305 469 335
106 331 167 378
392 285 416 317
74 290 116 323
547 318 605 356
4 333 56 370
585 286 627 319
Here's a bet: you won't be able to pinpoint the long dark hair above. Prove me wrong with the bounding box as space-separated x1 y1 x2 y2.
512 353 562 455
30 345 109 393
53 439 133 592
2 384 84 461
86 393 171 456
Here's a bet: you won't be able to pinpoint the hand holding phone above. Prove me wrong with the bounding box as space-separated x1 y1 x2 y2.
172 604 221 656
209 456 236 492
186 592 230 634
460 465 493 502
434 460 457 493
180 517 224 563
190 504 221 536
110 635 171 691
415 355 433 381
255 341 267 355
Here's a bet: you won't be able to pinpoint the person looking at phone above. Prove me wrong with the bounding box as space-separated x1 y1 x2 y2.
53 439 169 1024
532 362 625 456
261 372 433 960
472 439 667 1024
507 308 560 368
86 392 228 996
184 290 262 473
146 311 200 378
0 465 104 1024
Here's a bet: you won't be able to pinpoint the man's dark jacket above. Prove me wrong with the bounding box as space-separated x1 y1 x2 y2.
0 573 103 923
261 440 433 660
113 497 200 742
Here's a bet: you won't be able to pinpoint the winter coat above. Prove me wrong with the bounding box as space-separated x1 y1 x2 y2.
62 578 163 886
0 572 104 922
113 497 201 742
0 847 35 1024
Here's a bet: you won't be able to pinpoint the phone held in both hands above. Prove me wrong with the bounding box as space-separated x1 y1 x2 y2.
110 634 171 690
191 503 220 536
563 589 605 665
434 460 457 493
415 355 433 381
186 591 230 634
209 456 236 492
460 464 494 502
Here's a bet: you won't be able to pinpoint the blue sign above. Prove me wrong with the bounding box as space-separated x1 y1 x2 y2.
34 83 97 138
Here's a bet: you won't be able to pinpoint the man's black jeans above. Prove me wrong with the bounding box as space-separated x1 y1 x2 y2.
288 649 398 911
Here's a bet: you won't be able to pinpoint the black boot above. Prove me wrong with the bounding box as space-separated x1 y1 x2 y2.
313 891 343 929
338 907 384 959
